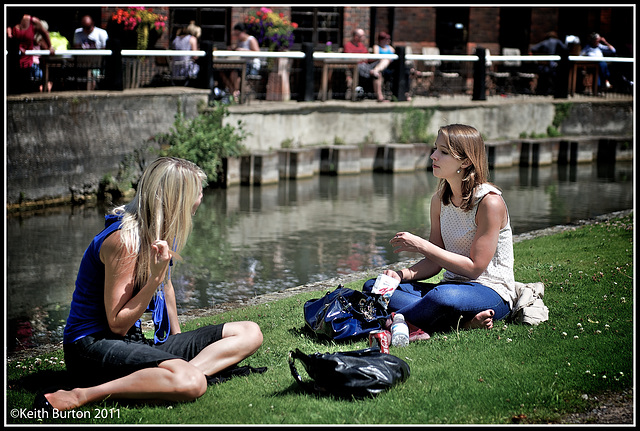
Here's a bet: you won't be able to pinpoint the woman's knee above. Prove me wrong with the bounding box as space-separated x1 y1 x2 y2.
244 321 264 351
224 321 263 353
425 284 468 310
160 360 207 401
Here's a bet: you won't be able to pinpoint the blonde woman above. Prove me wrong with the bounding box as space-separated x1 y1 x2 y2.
363 124 516 337
170 21 201 79
36 157 263 411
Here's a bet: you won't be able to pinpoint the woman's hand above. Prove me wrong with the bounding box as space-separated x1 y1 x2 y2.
150 239 172 281
382 269 402 282
389 232 428 255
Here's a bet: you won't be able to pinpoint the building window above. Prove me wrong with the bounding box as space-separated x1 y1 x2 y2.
170 7 230 49
291 7 343 50
435 7 469 55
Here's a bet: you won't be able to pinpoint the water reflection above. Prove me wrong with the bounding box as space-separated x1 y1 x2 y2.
6 161 633 349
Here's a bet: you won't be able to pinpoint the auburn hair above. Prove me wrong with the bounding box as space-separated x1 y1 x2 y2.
436 124 492 211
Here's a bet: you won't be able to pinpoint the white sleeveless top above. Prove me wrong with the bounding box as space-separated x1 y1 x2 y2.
440 183 516 308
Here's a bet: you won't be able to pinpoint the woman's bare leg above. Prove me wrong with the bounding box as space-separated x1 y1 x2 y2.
371 59 391 75
42 358 207 411
189 321 263 376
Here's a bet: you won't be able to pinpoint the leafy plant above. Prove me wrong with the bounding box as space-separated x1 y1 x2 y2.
547 125 561 137
280 137 295 149
154 101 248 184
553 102 573 129
393 106 436 144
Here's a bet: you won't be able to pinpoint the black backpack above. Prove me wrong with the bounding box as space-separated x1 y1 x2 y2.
288 347 411 398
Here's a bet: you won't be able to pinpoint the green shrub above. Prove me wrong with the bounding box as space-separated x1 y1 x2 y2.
154 101 248 183
393 106 436 144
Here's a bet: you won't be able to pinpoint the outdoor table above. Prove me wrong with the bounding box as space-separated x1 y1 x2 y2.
569 61 599 96
213 58 248 103
320 58 360 102
42 55 71 90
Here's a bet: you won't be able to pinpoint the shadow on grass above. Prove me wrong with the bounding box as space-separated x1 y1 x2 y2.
272 381 370 402
8 369 81 394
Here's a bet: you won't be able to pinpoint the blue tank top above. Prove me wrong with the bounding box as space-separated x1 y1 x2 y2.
378 44 393 54
63 214 140 344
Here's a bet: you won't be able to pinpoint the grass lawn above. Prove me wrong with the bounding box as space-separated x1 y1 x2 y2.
6 213 633 425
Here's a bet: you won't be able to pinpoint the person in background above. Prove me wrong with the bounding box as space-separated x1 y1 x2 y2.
7 13 55 92
170 21 201 80
73 15 109 90
32 20 53 92
529 31 567 95
344 28 387 102
580 32 616 90
73 15 109 49
34 157 264 412
363 124 516 340
220 23 261 101
372 31 395 79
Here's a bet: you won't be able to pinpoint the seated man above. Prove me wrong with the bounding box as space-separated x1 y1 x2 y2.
344 28 387 102
580 32 616 90
73 15 108 49
73 15 109 90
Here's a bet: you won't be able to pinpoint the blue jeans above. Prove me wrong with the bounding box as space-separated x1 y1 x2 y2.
363 278 510 334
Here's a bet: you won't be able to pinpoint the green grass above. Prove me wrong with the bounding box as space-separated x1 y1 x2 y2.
6 213 633 424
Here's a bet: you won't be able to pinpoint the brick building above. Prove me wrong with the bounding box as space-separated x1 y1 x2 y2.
7 5 634 58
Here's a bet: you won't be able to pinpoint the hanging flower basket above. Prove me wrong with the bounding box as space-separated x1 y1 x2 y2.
244 7 298 52
110 7 167 51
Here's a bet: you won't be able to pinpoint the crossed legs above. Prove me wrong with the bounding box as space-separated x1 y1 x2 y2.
42 321 263 411
364 279 509 333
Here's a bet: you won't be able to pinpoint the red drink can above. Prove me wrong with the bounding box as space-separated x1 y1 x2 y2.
369 329 391 354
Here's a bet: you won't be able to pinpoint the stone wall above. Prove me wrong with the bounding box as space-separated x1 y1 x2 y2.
6 90 633 207
6 88 209 205
224 99 633 151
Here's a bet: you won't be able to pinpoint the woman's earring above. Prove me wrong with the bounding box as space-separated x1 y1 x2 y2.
457 168 461 174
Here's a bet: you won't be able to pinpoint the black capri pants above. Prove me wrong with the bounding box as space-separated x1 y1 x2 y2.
64 324 225 386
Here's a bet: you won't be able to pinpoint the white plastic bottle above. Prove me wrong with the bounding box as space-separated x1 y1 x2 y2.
391 313 410 347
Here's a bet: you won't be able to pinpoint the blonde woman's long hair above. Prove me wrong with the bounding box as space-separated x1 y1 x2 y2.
111 157 207 290
436 124 491 211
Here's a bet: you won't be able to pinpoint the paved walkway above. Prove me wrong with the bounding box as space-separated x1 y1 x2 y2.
8 85 631 108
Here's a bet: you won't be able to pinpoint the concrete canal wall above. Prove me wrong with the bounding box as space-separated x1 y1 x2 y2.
6 88 633 207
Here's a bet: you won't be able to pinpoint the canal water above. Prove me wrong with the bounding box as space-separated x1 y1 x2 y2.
6 161 634 350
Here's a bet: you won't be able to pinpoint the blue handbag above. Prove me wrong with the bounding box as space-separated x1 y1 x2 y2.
303 285 388 340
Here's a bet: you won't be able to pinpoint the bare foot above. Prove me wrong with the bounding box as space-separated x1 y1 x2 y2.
43 388 83 411
462 309 495 330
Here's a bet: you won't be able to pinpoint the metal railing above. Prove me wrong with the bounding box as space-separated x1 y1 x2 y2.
12 46 634 101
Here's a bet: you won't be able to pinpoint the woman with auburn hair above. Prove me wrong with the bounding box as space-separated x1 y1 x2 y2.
36 157 263 411
363 124 516 339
